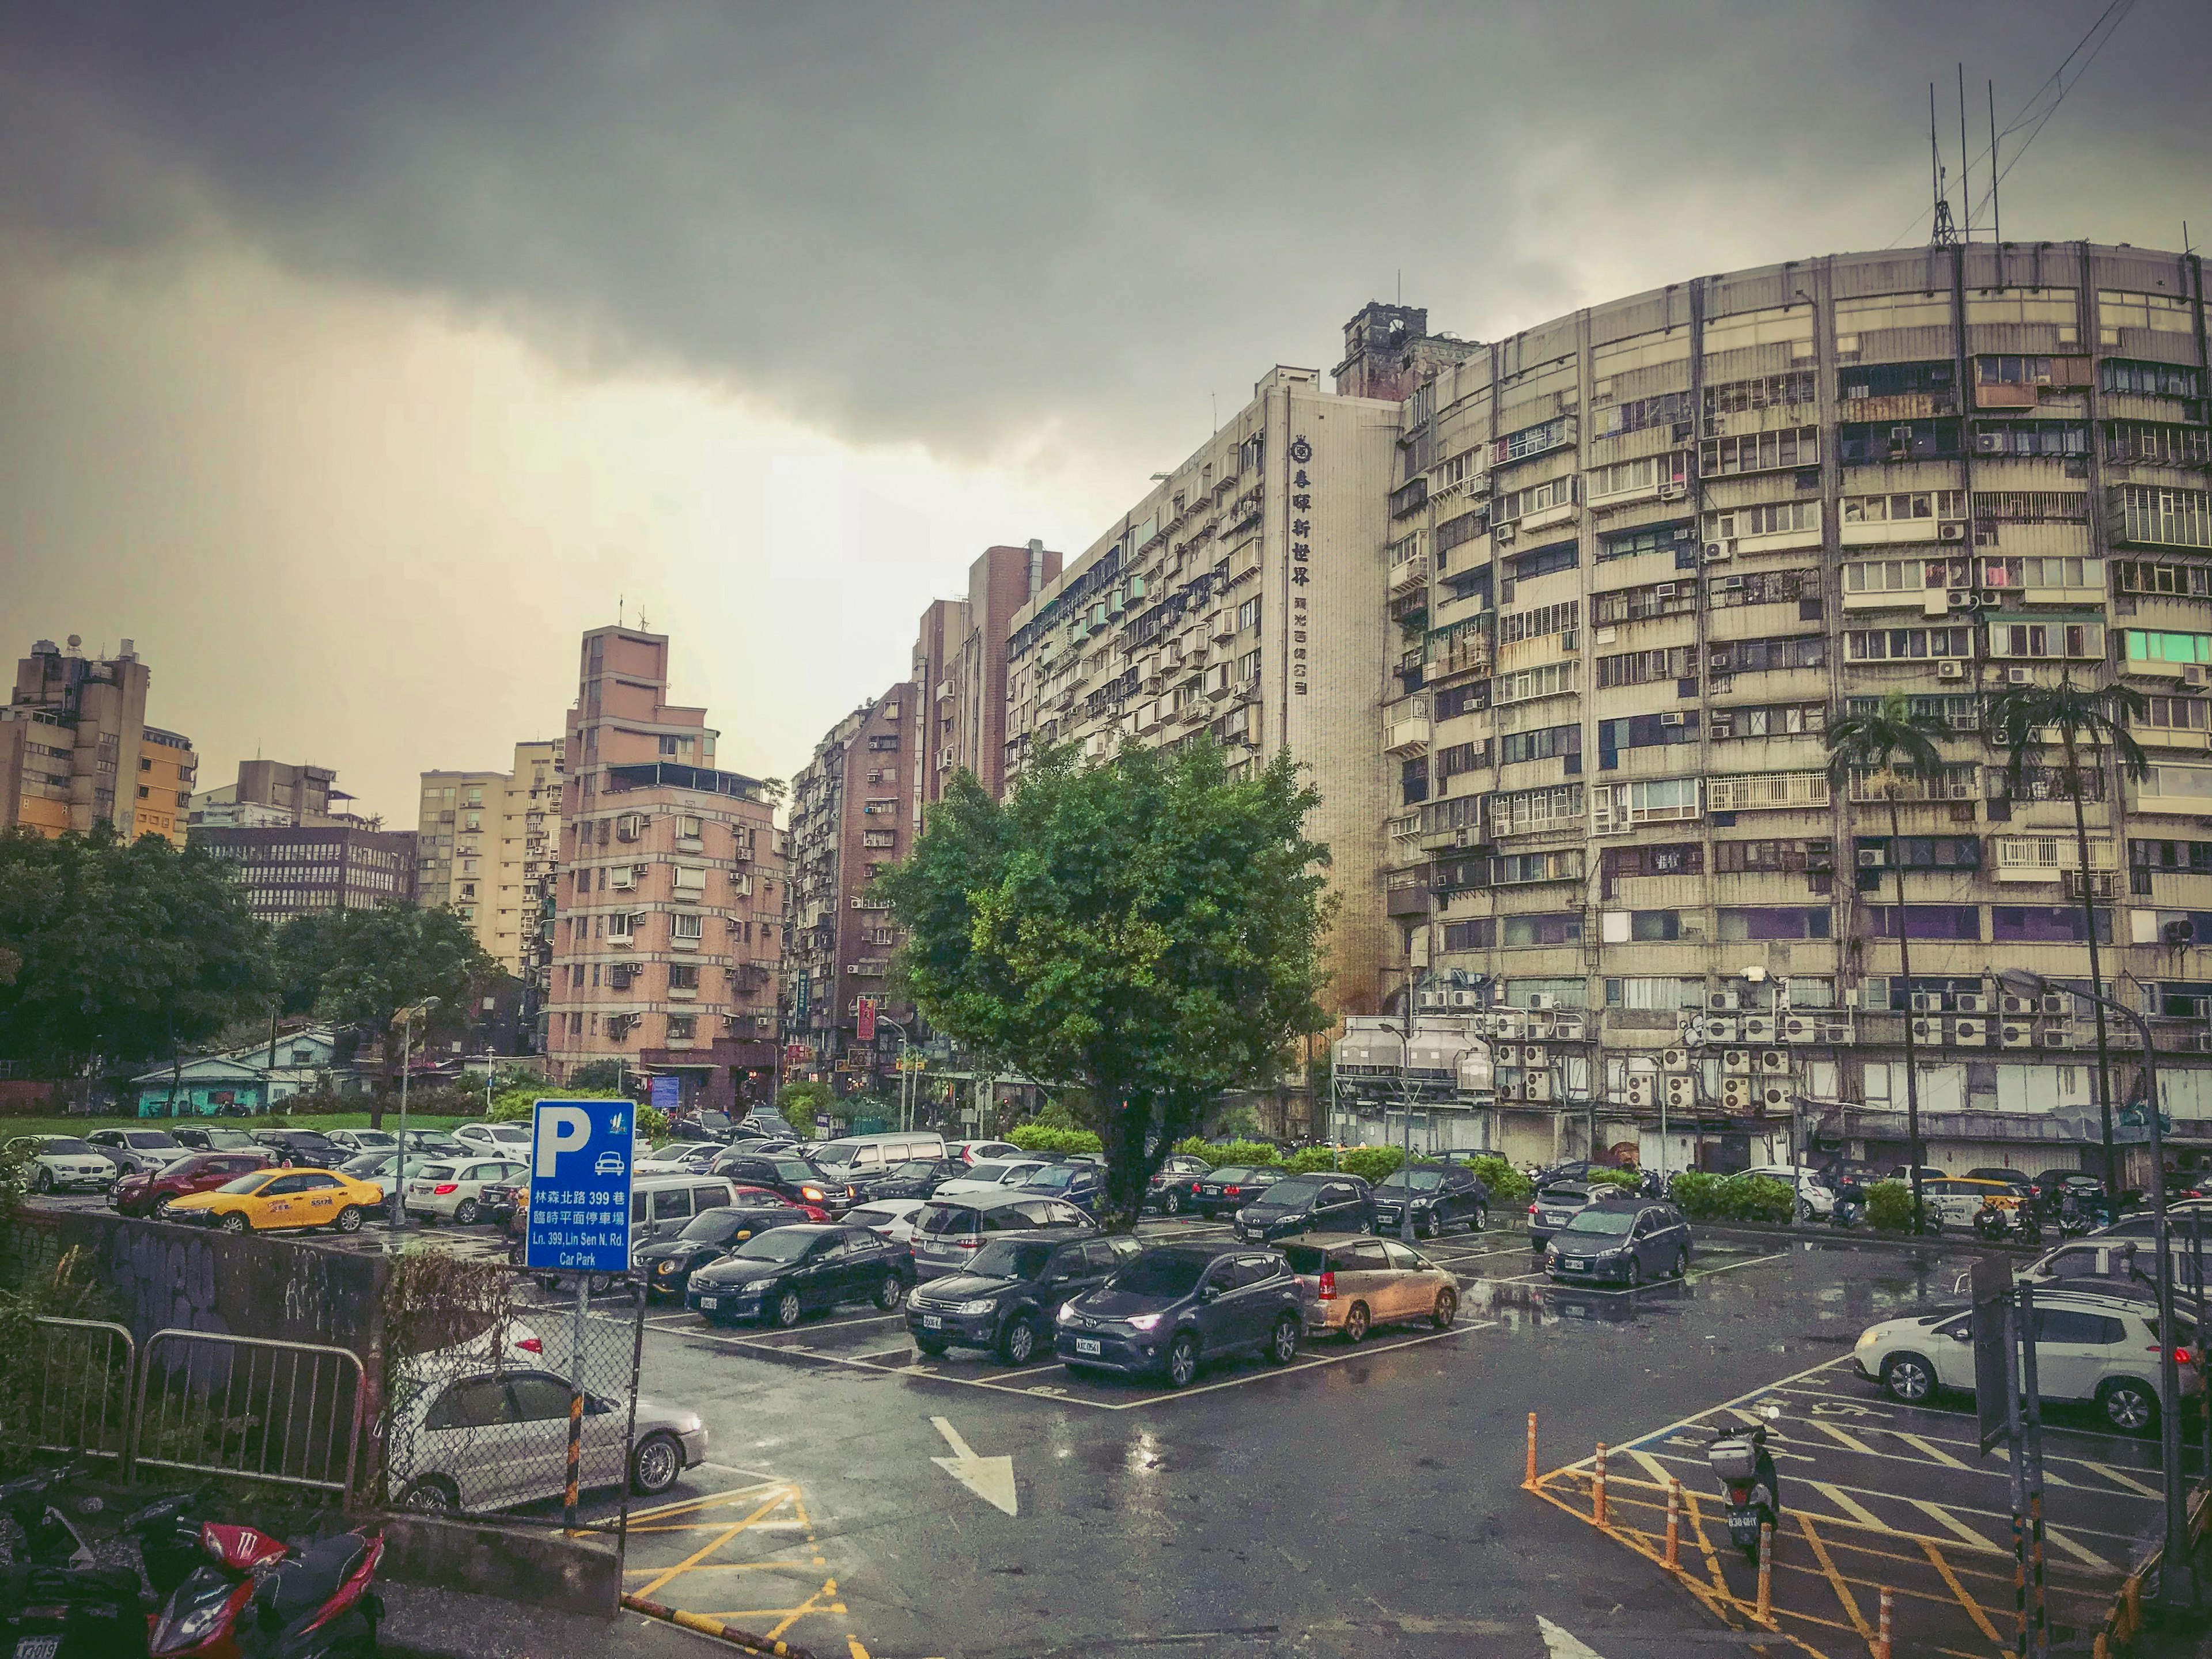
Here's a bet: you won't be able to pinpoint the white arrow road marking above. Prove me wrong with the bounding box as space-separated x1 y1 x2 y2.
1537 1615 1608 1657
930 1416 1018 1516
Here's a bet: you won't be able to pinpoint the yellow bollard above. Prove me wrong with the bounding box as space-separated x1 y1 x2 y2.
1593 1442 1608 1528
1524 1411 1537 1488
1756 1522 1773 1623
1874 1584 1892 1659
1664 1479 1681 1570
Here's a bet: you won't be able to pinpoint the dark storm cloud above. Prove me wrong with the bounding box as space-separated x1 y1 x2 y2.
5 2 2209 464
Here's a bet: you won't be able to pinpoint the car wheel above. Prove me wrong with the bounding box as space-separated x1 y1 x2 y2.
916 1337 949 1357
218 1213 249 1235
454 1198 481 1225
1162 1190 1183 1216
631 1432 684 1495
1671 1247 1689 1279
1471 1205 1486 1233
1264 1314 1300 1366
1165 1333 1200 1388
332 1205 362 1234
1881 1353 1936 1404
772 1289 804 1329
31 1166 51 1194
399 1476 459 1514
1431 1289 1459 1330
1343 1302 1370 1343
997 1316 1039 1365
1626 1256 1644 1287
153 1196 176 1221
1796 1198 1816 1222
2099 1378 2158 1435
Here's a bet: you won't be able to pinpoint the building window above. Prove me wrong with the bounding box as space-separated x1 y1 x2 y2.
1717 906 1832 941
672 912 704 941
1441 919 1494 952
1861 904 1982 940
1991 906 2112 944
1502 913 1581 948
1844 626 1974 662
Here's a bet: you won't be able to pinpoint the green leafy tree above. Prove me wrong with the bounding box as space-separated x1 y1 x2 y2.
274 903 498 1125
0 827 273 1090
877 742 1335 1226
775 1080 832 1138
1825 690 1950 1236
1985 675 2151 1199
565 1060 634 1093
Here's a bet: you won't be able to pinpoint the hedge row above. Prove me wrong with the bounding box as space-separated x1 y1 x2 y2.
1007 1125 1105 1155
1666 1171 1797 1224
1162 1141 1534 1202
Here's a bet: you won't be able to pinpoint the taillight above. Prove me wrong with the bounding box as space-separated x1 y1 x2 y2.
2152 1344 2195 1365
433 1184 459 1196
1317 1271 1336 1302
1225 1185 1241 1195
516 1337 543 1353
955 1237 980 1248
1529 1203 1539 1215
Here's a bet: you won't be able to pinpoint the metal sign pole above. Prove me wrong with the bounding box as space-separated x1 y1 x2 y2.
2196 1211 2209 1485
2018 1283 2048 1658
2003 1291 2029 1658
565 1273 589 1533
615 1277 648 1572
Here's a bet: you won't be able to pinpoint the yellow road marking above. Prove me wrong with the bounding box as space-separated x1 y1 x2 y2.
1805 1419 1876 1455
1910 1501 1999 1552
1796 1514 1870 1640
1922 1540 2005 1646
765 1578 836 1641
1897 1433 1968 1469
2086 1461 2161 1498
630 1489 793 1601
2041 1525 2113 1571
624 1480 794 1522
1809 1481 1887 1530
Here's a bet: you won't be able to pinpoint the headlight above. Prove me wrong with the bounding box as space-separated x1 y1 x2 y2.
1055 1303 1080 1325
1126 1313 1164 1331
955 1300 997 1316
1855 1329 1878 1348
655 1260 676 1274
801 1186 825 1202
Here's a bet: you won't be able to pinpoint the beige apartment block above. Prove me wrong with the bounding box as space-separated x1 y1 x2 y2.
1002 366 1406 1018
1 636 195 844
1353 241 2212 1173
546 626 787 1112
415 740 562 978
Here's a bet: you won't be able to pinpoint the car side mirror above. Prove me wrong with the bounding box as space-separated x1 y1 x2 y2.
1197 1285 1220 1302
1950 1328 1972 1343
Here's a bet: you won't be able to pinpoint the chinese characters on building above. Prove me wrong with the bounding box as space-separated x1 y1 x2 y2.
1289 435 1313 695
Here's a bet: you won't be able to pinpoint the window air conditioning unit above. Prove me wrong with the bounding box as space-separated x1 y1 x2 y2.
2001 1023 2035 1048
1655 583 1677 599
1449 990 1480 1009
609 869 637 890
1527 993 1556 1011
1910 1017 1940 1043
1781 1017 1816 1043
2001 994 2037 1016
2182 664 2208 688
1552 1013 1587 1040
1709 990 1741 1012
1952 1018 1987 1047
1938 660 1965 680
1494 524 1517 546
1704 1018 1738 1041
1857 848 1885 868
1947 592 1975 610
2007 667 2031 684
1740 1016 1776 1043
1759 1049 1789 1074
1658 483 1687 502
1714 574 1747 592
1660 1047 1688 1071
1954 993 1986 1015
1911 993 1944 1013
1661 712 1686 726
1724 1048 1752 1075
1939 524 1967 542
2040 993 2071 1017
1975 431 2003 454
1704 543 1731 562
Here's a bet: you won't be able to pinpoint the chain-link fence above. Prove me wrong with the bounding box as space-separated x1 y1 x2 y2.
381 1252 649 1525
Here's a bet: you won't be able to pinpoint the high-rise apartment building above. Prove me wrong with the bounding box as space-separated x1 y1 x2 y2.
191 824 416 922
1 637 195 846
918 541 1063 806
1001 366 1406 1017
783 685 916 1088
1355 240 2212 1172
546 627 786 1110
414 743 562 980
188 761 361 830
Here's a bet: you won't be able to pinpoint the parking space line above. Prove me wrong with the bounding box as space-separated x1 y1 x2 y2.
1897 1432 1969 1469
1796 1515 1871 1641
1910 1501 1998 1552
630 1488 793 1601
1921 1541 2005 1647
2041 1525 2114 1571
2084 1460 2161 1498
1809 1482 1885 1530
1102 1319 1498 1411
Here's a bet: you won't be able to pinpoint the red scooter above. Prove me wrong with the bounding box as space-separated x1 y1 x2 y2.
146 1519 382 1659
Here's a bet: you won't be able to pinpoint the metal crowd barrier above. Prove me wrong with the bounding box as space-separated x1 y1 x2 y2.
28 1317 135 1461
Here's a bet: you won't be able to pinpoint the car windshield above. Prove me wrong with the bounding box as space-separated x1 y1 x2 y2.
915 1203 978 1237
813 1141 866 1167
1210 1166 1254 1183
1020 1166 1078 1192
970 1240 1055 1279
350 1132 395 1147
961 1161 1012 1183
216 1172 273 1195
733 1231 817 1262
43 1138 93 1156
1559 1209 1638 1237
679 1209 751 1243
774 1161 822 1181
1379 1169 1445 1192
1262 1176 1327 1204
199 1130 252 1149
1109 1255 1209 1298
339 1156 387 1177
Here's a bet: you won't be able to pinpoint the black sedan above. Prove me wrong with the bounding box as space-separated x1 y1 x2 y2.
854 1157 967 1203
251 1128 346 1169
1191 1165 1283 1219
907 1231 1139 1364
1232 1173 1374 1243
1143 1156 1214 1217
639 1194 815 1299
1055 1243 1304 1387
712 1150 853 1214
1372 1164 1490 1238
685 1224 916 1328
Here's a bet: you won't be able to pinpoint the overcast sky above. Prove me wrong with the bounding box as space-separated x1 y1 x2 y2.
4 2 2207 824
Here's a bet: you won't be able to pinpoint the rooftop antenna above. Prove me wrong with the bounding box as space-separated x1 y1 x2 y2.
1988 79 2002 248
1210 391 1218 430
1957 63 1971 241
618 593 625 627
1929 84 1960 248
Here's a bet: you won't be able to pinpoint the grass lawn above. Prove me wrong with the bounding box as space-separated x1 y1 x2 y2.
1 1112 473 1142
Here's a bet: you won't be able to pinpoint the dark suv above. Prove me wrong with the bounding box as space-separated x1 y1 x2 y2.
1232 1173 1374 1243
1055 1243 1304 1387
908 1230 1139 1364
713 1149 851 1213
251 1128 346 1169
1371 1164 1490 1237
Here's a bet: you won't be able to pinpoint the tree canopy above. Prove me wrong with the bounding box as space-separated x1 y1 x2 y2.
0 826 274 1078
876 741 1335 1223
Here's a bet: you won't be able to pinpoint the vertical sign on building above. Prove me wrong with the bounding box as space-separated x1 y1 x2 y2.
794 970 811 1026
856 995 878 1044
649 1073 680 1118
525 1100 635 1273
1287 435 1314 696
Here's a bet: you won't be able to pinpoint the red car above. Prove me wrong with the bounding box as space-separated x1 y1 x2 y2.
113 1150 274 1219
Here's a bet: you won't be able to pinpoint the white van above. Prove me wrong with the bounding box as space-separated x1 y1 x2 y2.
810 1132 948 1179
528 1174 737 1289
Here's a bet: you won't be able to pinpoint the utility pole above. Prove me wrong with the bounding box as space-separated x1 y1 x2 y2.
391 997 440 1232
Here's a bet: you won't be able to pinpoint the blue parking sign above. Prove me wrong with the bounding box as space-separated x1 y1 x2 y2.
524 1099 635 1273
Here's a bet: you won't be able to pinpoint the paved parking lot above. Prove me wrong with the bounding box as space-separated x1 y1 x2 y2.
1531 1345 2168 1656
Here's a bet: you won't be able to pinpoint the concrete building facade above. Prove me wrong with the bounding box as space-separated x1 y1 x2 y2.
545 627 786 1110
414 741 561 984
1001 366 1406 1022
190 824 417 923
1 637 195 845
783 684 917 1090
1351 241 2212 1174
925 542 1063 806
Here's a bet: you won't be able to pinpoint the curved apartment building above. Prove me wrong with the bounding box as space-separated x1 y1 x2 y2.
1369 240 2211 1172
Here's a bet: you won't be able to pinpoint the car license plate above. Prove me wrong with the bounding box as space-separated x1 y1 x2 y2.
698 1297 719 1310
1565 1258 1587 1270
1074 1337 1101 1356
922 1314 943 1330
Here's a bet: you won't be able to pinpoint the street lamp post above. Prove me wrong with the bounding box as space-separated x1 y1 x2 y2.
2000 968 2189 1604
391 997 441 1233
877 1017 911 1130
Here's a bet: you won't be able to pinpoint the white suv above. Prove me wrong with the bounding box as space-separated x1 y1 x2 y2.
1853 1290 2199 1433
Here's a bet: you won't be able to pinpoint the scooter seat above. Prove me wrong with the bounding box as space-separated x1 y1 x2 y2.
256 1535 366 1623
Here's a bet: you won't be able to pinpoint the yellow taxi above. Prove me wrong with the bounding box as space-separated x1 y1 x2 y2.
165 1166 384 1236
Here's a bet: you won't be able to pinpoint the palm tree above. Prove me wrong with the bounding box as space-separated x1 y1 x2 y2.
1825 689 1952 1234
1984 675 2150 1202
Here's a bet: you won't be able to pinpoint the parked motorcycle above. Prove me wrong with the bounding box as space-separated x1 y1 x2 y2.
0 1463 141 1659
0 1460 98 1571
145 1517 383 1659
1972 1196 2043 1245
1830 1190 1866 1229
1702 1414 1782 1562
